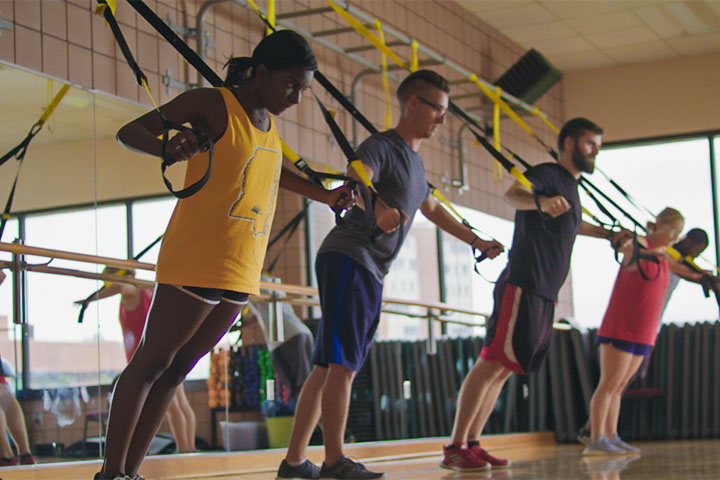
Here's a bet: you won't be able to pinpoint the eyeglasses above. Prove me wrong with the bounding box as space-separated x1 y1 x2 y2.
416 95 447 116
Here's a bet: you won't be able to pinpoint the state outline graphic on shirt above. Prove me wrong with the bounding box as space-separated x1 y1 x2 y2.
228 145 282 237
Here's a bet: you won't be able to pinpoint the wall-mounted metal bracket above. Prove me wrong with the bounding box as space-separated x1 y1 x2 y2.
439 135 459 149
166 13 215 56
162 69 198 95
166 13 196 36
440 124 471 194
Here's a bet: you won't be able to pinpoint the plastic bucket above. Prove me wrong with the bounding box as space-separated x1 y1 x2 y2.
265 416 294 448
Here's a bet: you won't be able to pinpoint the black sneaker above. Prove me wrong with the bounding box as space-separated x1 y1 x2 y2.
276 459 321 479
319 456 385 479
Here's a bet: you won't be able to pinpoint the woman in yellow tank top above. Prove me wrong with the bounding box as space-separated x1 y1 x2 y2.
95 31 349 480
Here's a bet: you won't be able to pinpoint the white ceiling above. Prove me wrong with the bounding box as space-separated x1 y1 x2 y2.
0 64 145 152
455 0 720 71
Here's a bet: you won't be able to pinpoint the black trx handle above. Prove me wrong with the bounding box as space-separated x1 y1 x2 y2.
615 231 660 281
0 127 37 238
0 104 64 240
159 120 214 199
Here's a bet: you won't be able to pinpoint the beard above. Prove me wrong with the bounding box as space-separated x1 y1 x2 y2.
572 145 595 173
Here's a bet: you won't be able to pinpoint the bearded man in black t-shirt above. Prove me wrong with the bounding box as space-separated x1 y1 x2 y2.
441 118 628 472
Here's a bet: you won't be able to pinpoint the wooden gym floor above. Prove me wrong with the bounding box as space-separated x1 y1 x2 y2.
4 433 720 479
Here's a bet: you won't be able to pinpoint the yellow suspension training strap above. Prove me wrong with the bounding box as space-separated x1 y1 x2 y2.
0 82 70 240
376 20 392 130
96 0 213 199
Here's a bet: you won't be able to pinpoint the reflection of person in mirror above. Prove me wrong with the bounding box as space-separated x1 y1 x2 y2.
581 454 639 480
0 352 36 466
237 277 314 398
77 267 196 454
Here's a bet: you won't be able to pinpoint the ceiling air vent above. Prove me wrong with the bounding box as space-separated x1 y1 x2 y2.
494 49 562 105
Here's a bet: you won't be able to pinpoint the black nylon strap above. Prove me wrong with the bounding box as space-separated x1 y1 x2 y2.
614 232 660 281
265 206 307 274
99 1 146 86
159 120 214 199
99 1 215 198
0 123 44 240
127 0 223 87
314 71 378 136
580 176 645 232
77 232 164 324
312 92 360 163
311 91 386 243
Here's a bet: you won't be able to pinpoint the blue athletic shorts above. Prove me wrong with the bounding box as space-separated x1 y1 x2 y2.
311 252 383 371
596 336 652 356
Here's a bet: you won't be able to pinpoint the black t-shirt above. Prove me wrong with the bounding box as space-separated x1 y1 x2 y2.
506 163 581 300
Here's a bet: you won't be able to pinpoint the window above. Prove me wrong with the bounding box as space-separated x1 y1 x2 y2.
439 205 514 338
572 137 718 328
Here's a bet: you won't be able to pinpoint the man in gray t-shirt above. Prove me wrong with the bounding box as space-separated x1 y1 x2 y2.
277 70 503 480
318 128 431 282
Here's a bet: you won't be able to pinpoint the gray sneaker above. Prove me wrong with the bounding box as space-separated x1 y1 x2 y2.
609 435 640 453
276 459 321 479
320 456 385 479
576 426 591 446
582 435 627 456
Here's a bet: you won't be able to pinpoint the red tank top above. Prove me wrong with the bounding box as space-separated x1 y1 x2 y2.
119 289 153 361
598 240 669 346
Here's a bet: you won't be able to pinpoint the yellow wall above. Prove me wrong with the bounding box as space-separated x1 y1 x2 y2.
564 52 720 142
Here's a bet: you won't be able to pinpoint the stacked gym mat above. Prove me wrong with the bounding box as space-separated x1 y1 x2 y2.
352 322 719 443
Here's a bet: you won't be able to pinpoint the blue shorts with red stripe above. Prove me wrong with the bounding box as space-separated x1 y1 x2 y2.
311 252 383 372
481 270 555 374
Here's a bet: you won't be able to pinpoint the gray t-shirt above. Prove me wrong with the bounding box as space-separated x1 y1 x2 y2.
318 129 431 283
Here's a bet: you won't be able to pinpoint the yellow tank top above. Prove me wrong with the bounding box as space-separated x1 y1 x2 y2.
156 87 282 295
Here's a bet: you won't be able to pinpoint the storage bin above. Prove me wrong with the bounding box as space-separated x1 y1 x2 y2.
219 420 266 450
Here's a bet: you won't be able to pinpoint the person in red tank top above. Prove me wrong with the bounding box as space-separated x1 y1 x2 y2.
585 208 685 456
77 267 196 455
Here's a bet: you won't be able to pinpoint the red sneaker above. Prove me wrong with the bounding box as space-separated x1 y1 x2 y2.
0 456 20 466
469 445 511 468
19 453 37 465
440 444 490 472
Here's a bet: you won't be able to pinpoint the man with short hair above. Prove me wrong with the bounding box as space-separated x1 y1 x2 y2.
663 228 716 311
442 118 627 472
276 70 503 480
